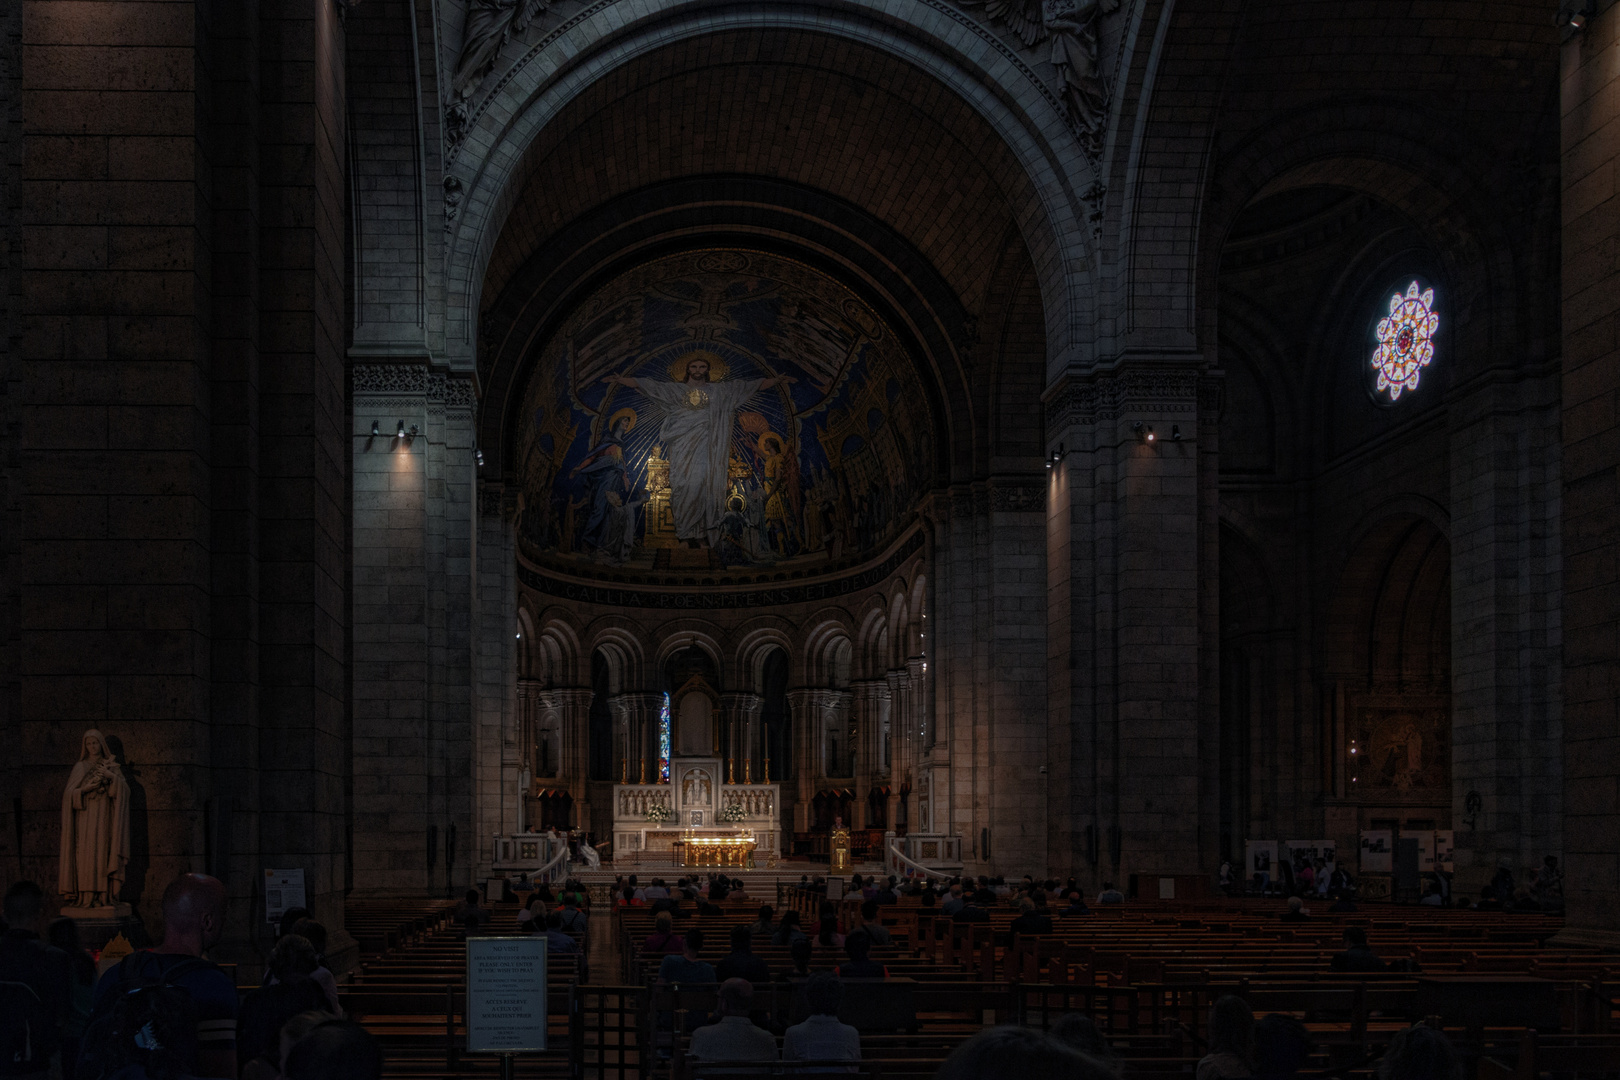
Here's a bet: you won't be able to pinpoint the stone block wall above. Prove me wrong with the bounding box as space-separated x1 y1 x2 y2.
0 0 352 965
1561 3 1620 944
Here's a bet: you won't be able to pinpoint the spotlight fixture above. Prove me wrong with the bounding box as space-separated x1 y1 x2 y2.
371 420 380 437
1133 421 1155 442
396 420 406 439
1046 442 1066 468
1571 12 1586 27
475 447 485 467
1172 425 1182 441
409 424 419 438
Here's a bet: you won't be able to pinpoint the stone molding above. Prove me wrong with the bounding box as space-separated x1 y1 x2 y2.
990 483 1045 512
1045 367 1201 432
354 364 479 406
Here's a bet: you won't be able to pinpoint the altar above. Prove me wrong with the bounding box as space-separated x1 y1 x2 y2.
674 829 757 868
612 757 780 862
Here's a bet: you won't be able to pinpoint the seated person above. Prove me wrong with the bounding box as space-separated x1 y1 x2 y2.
746 905 775 936
919 889 937 909
786 937 815 979
1009 898 1054 939
556 895 587 932
1330 927 1386 972
542 911 578 953
1097 882 1125 905
856 900 891 947
688 978 778 1062
455 888 491 931
1198 995 1255 1080
715 925 772 986
783 972 861 1067
951 897 990 923
936 1025 1116 1080
874 876 899 905
1418 884 1444 906
940 885 966 917
657 927 715 984
771 910 808 947
1278 896 1311 922
641 911 684 955
836 932 887 979
1060 890 1090 915
281 1019 382 1080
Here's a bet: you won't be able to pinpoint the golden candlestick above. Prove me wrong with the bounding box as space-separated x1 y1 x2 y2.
727 757 735 784
639 758 646 785
763 757 771 784
744 758 752 783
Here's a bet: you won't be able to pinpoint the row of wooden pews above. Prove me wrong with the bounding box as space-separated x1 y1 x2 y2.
342 900 581 1078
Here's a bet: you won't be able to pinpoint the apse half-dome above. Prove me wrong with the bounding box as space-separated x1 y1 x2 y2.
514 249 935 585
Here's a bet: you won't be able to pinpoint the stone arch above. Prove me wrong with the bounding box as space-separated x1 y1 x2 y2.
1197 109 1522 373
733 623 796 695
439 1 1095 373
803 615 855 688
586 624 647 694
1326 514 1452 687
652 625 727 689
854 599 890 682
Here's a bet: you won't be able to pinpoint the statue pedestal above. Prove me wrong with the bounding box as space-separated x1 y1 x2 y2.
60 903 132 920
59 904 137 952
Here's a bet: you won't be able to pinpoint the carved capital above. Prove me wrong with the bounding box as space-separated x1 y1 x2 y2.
1044 366 1201 432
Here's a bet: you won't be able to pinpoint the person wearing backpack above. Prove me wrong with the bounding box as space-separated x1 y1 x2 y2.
81 874 238 1080
0 880 73 1077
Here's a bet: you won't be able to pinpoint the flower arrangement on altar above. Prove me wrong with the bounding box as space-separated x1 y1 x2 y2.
644 803 673 825
720 802 747 823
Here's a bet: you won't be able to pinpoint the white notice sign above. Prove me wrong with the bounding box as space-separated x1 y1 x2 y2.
466 936 548 1052
263 869 306 925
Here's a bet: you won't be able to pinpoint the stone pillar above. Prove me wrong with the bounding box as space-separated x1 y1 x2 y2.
787 690 819 832
1560 8 1620 945
610 693 660 785
1448 375 1562 891
353 367 477 895
849 681 887 827
1046 365 1205 885
723 693 763 784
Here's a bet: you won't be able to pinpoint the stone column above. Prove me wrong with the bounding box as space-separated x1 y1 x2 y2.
787 690 819 832
848 681 886 827
723 693 763 784
1046 365 1206 885
609 693 660 785
1560 9 1620 945
354 367 478 894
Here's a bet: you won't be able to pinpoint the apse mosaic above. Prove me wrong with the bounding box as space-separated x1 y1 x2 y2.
514 250 933 578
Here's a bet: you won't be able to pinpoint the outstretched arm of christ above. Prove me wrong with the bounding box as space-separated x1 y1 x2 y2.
759 375 797 389
603 374 639 388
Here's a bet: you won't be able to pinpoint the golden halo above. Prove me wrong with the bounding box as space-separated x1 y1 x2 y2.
757 432 785 455
668 350 729 382
607 407 637 434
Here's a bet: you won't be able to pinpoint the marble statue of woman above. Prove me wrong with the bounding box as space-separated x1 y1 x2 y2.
58 729 130 910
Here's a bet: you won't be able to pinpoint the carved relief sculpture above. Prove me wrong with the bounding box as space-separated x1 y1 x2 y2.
447 0 548 143
960 0 1121 151
58 729 131 911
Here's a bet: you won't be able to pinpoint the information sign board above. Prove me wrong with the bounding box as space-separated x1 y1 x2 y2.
466 936 548 1053
263 869 306 925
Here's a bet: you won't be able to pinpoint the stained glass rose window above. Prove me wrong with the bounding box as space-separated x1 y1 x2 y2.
1372 281 1439 402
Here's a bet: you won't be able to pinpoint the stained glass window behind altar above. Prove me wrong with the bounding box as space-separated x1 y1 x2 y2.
659 692 671 784
1372 280 1439 402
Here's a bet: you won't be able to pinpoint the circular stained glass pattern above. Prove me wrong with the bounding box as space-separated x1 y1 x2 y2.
1372 281 1439 402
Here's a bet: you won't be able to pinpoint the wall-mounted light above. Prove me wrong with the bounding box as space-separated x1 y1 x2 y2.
1133 421 1155 442
1046 442 1066 469
371 421 380 437
475 448 485 467
1172 425 1182 441
396 420 407 439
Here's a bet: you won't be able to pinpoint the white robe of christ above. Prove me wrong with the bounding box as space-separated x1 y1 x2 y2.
637 377 764 546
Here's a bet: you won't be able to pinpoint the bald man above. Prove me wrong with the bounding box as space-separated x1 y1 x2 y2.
90 873 239 1077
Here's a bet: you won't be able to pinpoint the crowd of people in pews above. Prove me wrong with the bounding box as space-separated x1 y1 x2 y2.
0 874 379 1080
